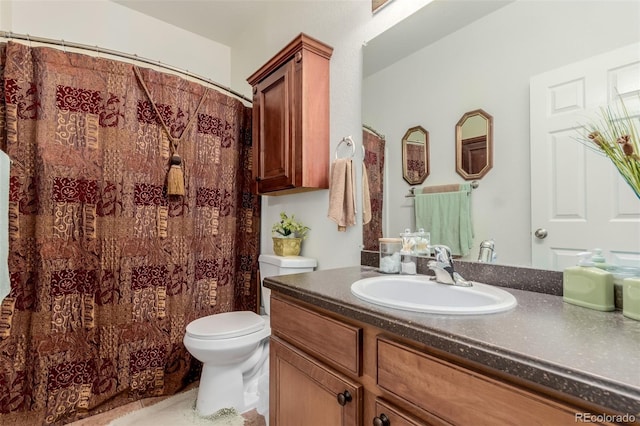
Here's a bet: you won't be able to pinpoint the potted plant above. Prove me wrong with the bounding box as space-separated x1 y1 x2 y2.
272 212 310 256
582 97 640 199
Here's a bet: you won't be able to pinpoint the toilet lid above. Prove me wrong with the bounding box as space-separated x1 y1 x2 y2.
186 311 265 339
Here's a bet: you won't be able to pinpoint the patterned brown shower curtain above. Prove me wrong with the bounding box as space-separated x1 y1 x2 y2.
363 128 385 251
0 41 260 425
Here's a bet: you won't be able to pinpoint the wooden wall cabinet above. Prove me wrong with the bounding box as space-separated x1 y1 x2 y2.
270 293 615 426
247 33 333 195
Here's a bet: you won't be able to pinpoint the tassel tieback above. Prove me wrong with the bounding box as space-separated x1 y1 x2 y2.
133 65 209 198
167 154 185 196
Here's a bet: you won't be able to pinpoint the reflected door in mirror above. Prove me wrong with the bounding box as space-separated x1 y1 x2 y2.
462 136 487 175
456 109 493 180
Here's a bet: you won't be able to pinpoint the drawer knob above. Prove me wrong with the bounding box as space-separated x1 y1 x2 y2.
373 414 390 426
336 390 352 406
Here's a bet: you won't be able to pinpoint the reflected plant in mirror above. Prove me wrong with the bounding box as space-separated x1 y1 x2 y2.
402 126 429 185
456 109 493 180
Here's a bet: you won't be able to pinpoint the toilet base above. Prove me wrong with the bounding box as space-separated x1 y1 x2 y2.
196 365 243 416
194 345 269 416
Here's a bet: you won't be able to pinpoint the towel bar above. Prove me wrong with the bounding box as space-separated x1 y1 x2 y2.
335 136 355 159
405 181 478 197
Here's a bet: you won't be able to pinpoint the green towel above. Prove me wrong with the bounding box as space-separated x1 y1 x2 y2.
414 183 474 256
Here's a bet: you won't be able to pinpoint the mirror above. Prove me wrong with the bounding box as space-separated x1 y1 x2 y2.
362 0 640 268
455 109 492 180
402 126 429 185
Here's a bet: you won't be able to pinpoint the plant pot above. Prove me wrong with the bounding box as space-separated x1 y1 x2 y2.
273 237 302 256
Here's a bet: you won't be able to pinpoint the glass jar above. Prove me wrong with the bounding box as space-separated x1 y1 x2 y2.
414 228 431 255
379 238 402 274
399 228 416 254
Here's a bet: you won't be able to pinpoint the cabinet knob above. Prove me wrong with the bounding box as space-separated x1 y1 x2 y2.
373 414 390 426
336 390 352 406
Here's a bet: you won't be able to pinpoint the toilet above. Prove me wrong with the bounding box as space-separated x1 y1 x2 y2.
183 254 317 416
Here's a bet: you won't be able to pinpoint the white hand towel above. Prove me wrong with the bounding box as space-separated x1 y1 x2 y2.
327 158 356 231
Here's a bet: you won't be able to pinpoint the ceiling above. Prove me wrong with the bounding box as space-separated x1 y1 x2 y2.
112 1 270 46
363 0 514 77
113 0 514 75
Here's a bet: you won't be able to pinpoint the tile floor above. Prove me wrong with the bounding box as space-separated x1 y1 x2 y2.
66 385 266 426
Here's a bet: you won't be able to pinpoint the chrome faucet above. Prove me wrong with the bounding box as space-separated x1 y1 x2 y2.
428 245 473 287
478 239 496 263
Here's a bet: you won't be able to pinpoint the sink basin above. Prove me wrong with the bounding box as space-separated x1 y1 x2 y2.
351 275 517 315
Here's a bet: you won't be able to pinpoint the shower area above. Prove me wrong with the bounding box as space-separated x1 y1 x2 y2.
0 39 260 425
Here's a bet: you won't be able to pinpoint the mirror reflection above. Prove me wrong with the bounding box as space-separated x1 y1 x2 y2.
362 1 640 268
456 109 492 180
402 126 429 185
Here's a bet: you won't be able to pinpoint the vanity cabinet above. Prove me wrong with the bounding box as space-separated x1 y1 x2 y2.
270 295 362 425
247 33 333 195
270 292 616 426
271 338 362 425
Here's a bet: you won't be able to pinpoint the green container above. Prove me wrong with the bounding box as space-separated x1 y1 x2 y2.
623 277 640 321
563 266 614 311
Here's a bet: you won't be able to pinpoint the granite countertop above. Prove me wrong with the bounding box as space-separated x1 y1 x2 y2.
264 266 640 417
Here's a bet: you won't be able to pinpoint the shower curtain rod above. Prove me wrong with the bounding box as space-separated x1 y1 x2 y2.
363 124 385 140
0 31 253 104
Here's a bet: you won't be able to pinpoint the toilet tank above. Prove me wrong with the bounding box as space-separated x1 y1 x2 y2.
258 254 317 315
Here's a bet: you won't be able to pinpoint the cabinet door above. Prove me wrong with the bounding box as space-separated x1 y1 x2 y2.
271 336 362 426
252 60 295 193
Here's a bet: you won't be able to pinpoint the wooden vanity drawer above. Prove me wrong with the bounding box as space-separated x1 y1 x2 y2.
375 398 452 426
377 337 581 426
271 295 362 375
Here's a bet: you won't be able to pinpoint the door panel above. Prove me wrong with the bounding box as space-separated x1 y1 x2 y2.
254 61 295 193
530 43 640 270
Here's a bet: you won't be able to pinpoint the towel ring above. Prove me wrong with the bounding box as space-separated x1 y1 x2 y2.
335 136 355 160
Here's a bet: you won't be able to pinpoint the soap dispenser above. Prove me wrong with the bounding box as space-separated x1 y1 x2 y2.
563 251 614 311
590 248 611 270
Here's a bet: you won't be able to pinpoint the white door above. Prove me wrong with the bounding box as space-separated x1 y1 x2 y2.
530 43 640 271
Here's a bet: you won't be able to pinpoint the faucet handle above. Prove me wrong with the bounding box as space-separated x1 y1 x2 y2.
431 245 452 264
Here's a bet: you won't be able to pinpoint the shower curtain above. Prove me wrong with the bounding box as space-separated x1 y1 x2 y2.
0 41 260 425
362 128 385 251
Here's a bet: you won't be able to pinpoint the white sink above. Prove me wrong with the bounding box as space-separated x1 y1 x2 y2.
351 275 517 315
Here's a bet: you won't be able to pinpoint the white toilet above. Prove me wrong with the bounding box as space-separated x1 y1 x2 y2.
183 254 317 416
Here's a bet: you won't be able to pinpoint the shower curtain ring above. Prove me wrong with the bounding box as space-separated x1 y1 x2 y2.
61 39 66 52
26 34 31 47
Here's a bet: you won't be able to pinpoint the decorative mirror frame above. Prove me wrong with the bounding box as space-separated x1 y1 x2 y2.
401 125 430 185
372 0 393 13
455 109 493 180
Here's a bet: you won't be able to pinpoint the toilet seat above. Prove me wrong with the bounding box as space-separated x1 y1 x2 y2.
186 311 265 340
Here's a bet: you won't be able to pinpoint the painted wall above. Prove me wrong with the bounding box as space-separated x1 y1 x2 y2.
1 0 232 87
363 0 640 267
230 0 432 270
